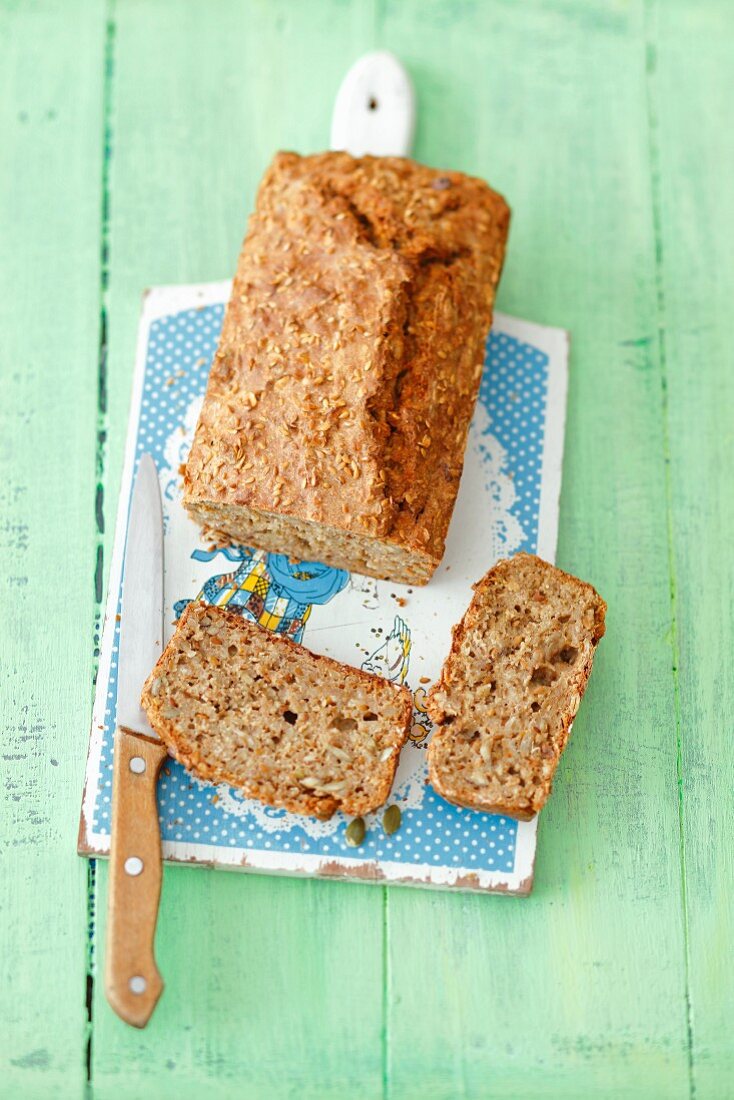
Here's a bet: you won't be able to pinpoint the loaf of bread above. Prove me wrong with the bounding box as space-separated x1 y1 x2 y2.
141 602 413 819
426 554 606 819
184 151 510 584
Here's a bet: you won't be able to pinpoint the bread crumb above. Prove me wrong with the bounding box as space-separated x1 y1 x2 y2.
427 554 606 819
141 602 413 819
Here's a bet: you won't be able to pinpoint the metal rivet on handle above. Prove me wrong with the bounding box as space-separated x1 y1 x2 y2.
129 975 147 995
124 856 143 876
129 756 146 774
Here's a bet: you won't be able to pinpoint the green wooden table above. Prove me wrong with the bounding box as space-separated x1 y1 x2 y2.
2 1 732 1096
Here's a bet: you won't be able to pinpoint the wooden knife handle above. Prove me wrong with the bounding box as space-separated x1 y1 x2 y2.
105 727 167 1028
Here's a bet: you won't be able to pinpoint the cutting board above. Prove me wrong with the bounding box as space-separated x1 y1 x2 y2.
79 279 568 895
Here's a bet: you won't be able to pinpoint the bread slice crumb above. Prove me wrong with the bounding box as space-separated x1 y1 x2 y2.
142 602 413 819
426 553 606 819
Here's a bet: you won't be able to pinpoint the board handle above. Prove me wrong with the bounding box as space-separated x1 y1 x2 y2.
330 51 415 157
105 728 167 1028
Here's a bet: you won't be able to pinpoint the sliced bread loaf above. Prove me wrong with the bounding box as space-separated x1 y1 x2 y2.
141 602 413 819
183 151 510 585
426 553 606 819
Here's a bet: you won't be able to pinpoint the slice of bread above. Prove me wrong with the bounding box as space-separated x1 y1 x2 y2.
426 553 606 819
142 602 413 819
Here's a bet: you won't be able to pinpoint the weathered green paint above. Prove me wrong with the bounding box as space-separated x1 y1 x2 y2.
650 4 734 1096
0 2 105 1097
2 0 732 1097
384 2 690 1096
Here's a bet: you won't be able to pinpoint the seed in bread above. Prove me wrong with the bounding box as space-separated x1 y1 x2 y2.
184 150 510 585
426 554 606 819
141 602 413 819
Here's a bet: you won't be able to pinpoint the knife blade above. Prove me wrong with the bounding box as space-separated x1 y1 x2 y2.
105 453 168 1029
116 453 164 735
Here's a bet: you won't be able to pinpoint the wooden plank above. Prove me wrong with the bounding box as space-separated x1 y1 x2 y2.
649 2 734 1095
380 1 692 1095
0 1 105 1096
93 871 386 1100
91 2 386 1097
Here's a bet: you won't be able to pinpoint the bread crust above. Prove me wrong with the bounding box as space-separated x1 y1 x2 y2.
426 554 606 818
141 603 413 819
184 151 510 584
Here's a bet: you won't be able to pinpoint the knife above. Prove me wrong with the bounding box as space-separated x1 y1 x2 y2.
105 453 167 1028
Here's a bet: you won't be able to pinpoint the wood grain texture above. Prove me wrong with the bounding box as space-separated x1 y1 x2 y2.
2 0 732 1096
0 1 105 1096
648 1 734 1094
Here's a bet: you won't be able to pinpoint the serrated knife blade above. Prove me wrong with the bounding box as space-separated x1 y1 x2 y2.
116 453 164 735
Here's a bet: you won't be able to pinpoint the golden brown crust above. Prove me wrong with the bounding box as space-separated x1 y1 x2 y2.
426 554 606 818
141 602 413 819
184 151 510 583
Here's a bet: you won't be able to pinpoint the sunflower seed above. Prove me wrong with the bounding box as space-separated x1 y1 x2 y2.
318 779 350 794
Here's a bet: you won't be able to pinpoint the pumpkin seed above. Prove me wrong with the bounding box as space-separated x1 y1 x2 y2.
345 817 366 847
382 804 401 836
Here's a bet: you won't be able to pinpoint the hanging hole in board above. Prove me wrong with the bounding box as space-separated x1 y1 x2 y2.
124 856 144 876
129 756 146 774
129 975 147 995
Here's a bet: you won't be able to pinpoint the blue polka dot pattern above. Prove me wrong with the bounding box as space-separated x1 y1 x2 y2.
91 304 550 878
481 331 548 555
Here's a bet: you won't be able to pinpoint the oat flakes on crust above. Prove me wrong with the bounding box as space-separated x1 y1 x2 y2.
184 151 510 584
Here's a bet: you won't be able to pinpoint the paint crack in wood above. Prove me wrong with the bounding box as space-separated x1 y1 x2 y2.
87 4 117 1092
643 2 696 1096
